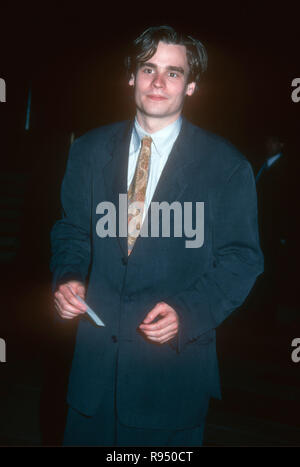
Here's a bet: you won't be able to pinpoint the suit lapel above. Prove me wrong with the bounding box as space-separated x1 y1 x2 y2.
102 120 133 257
150 118 196 205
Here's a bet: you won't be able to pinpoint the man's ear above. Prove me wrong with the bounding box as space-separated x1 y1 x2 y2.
186 81 196 96
129 73 135 87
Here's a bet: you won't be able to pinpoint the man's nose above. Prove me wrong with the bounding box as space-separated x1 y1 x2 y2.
152 73 165 88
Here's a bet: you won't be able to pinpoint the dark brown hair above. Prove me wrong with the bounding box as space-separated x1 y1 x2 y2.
125 25 208 86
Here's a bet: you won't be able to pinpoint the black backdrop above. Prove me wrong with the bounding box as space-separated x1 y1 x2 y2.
0 4 300 447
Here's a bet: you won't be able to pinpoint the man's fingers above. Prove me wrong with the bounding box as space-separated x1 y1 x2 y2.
139 303 179 343
141 322 177 338
55 298 83 319
54 292 86 317
140 313 176 331
54 298 79 319
76 285 86 300
145 330 177 344
142 305 164 324
53 281 86 321
159 331 177 344
55 291 83 312
59 310 80 319
139 316 170 331
55 287 86 312
64 285 87 310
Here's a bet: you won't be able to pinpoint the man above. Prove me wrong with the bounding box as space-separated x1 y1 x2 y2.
255 136 296 324
50 25 264 446
256 136 284 184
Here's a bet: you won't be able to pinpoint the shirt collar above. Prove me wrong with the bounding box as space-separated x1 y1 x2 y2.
267 152 282 168
131 116 182 157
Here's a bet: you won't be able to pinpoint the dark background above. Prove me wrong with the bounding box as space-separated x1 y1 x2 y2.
0 4 299 446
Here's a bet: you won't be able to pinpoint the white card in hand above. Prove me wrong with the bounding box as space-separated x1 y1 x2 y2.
75 295 105 327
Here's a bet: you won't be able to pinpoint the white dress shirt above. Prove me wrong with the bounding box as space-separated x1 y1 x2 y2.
128 117 182 221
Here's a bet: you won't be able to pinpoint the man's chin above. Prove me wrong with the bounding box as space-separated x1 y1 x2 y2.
140 107 172 119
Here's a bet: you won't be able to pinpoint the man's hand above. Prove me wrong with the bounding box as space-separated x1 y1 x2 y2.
54 281 87 320
138 302 179 344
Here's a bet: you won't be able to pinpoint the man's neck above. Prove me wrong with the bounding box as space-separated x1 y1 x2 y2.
135 112 182 134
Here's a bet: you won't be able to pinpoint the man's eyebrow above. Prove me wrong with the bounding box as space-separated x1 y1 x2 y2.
139 62 157 69
167 66 185 74
140 62 185 74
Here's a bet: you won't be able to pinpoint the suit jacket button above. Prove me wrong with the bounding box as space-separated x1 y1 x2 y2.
112 335 118 343
121 257 128 266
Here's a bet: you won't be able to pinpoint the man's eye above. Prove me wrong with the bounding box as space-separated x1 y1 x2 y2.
143 68 153 74
169 72 178 78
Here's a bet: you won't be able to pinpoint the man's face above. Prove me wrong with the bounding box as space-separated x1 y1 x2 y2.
266 137 283 156
129 41 196 125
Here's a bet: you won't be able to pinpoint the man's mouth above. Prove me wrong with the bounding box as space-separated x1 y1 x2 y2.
147 94 168 101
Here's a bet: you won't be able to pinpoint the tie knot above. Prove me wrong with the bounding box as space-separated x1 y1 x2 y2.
141 136 152 149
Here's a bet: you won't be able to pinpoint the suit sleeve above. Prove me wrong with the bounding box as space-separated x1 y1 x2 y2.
50 139 92 292
167 160 264 352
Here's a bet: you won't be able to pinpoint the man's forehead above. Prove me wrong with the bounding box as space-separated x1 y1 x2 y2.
138 41 189 68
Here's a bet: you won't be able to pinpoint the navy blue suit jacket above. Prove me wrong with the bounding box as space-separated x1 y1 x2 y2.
50 118 264 429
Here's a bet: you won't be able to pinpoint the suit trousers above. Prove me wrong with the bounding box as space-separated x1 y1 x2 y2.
63 371 208 447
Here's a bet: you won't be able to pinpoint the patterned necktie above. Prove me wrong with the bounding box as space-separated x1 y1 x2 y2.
128 135 152 255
